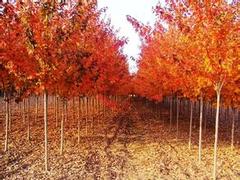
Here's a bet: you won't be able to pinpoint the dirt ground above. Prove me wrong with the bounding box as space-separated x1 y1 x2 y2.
0 100 240 179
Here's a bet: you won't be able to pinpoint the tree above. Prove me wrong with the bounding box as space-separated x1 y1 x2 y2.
130 1 239 178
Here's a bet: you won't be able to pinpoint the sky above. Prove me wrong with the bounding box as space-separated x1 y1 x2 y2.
97 0 162 73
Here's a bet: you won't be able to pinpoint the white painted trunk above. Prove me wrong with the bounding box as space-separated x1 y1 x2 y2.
213 86 221 180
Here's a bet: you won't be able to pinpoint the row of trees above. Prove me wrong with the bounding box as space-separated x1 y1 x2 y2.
129 0 239 179
0 0 130 171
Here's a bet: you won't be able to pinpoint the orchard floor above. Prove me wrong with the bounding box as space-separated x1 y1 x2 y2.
0 103 240 180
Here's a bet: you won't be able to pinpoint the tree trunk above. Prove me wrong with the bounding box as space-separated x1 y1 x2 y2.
44 90 48 171
231 108 235 150
78 96 81 144
4 92 10 152
35 96 39 123
85 97 88 136
54 95 57 127
23 99 26 124
189 100 193 150
213 84 222 180
60 99 66 155
55 95 59 128
91 97 94 135
176 96 179 139
185 99 189 117
8 99 11 131
193 101 197 129
179 99 182 117
204 102 208 135
97 95 100 125
72 97 75 123
169 96 173 131
27 98 30 141
199 94 203 162
66 100 68 124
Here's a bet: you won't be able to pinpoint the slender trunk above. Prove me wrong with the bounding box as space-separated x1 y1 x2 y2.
204 102 207 135
35 96 39 123
193 101 197 129
199 94 203 162
73 97 75 123
93 96 96 117
231 108 235 150
54 95 56 119
60 99 65 155
185 100 189 117
23 99 26 124
213 86 222 180
91 97 94 135
78 96 81 144
66 100 68 124
189 100 193 150
27 98 30 141
8 99 11 131
176 96 179 139
56 96 59 128
44 90 48 171
169 96 173 131
4 92 9 152
85 97 88 136
101 95 103 116
97 95 100 125
99 95 101 115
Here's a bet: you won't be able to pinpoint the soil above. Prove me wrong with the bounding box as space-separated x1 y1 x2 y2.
0 99 240 179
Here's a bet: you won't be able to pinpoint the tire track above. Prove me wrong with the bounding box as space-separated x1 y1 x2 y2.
103 110 137 179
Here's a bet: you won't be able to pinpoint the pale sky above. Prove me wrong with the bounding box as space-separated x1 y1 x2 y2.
97 0 162 73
